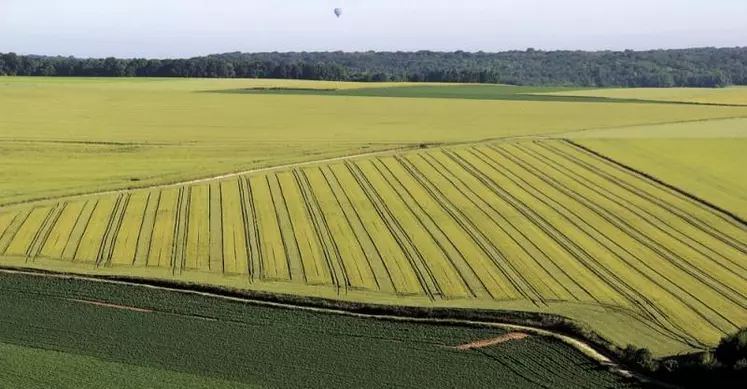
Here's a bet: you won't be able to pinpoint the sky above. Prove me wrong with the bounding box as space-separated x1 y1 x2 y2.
1 0 745 58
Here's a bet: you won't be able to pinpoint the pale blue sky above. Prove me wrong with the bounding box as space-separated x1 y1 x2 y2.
1 0 745 57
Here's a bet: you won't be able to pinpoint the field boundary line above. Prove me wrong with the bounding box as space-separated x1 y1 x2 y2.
0 266 681 389
564 140 747 229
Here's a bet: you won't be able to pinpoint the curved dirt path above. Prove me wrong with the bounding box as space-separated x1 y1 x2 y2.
0 267 679 388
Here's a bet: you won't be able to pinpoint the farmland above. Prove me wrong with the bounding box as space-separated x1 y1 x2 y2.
537 86 747 106
2 77 747 386
0 271 640 389
2 78 747 206
2 135 746 356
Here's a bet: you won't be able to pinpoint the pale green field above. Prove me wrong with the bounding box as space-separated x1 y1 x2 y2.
2 77 747 206
539 86 747 106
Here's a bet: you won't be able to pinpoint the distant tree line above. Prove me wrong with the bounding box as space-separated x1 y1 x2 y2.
1 47 745 87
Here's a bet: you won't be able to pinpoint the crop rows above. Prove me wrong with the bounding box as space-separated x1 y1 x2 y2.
0 139 745 347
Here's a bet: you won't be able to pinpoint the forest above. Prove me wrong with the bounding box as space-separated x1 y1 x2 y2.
1 47 745 87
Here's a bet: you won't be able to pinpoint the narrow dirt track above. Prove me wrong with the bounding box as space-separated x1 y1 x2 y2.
455 332 529 350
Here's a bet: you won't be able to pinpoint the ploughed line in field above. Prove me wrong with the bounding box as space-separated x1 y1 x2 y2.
62 200 97 261
146 189 179 269
343 161 435 298
0 211 19 244
438 150 616 305
249 176 290 281
544 141 747 256
277 171 332 286
355 158 471 299
134 191 159 267
74 197 118 264
371 157 489 298
322 165 397 293
391 155 527 301
24 203 64 260
294 169 345 290
305 167 377 290
3 206 53 258
218 180 249 276
483 145 747 328
171 186 191 275
267 174 305 281
565 139 747 230
327 164 423 296
510 143 747 301
443 149 703 347
208 182 224 273
416 151 593 304
464 147 735 342
97 194 128 267
109 192 149 266
243 178 263 280
40 201 86 259
237 178 257 279
515 142 747 282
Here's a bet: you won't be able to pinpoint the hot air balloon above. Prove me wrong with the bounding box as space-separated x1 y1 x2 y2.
334 8 343 18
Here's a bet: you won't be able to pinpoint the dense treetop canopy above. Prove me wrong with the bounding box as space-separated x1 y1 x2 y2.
1 47 745 88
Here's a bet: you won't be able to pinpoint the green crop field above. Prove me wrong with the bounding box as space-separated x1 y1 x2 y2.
2 77 747 386
0 272 640 389
537 86 747 106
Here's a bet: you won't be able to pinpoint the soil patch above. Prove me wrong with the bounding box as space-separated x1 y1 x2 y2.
455 332 529 350
67 298 152 313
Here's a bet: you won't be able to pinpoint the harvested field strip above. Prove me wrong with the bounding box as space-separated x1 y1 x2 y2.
110 192 149 266
40 201 86 259
73 197 118 264
147 189 178 268
276 171 330 285
208 182 224 272
26 203 65 258
516 142 747 282
267 174 305 281
294 169 343 289
342 162 433 297
249 175 290 281
133 192 159 267
406 153 549 303
4 207 53 257
377 156 508 300
220 180 249 275
429 151 608 306
305 167 377 290
394 155 526 300
508 144 747 307
323 165 396 293
550 141 747 254
442 149 700 346
185 185 209 271
354 159 470 298
463 147 735 341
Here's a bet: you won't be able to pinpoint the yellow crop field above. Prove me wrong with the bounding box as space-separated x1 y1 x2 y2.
3 137 744 357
